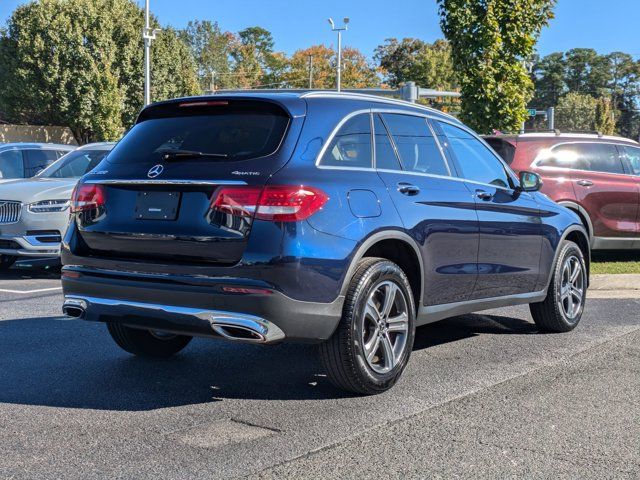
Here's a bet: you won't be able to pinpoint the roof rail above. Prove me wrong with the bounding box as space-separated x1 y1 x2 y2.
209 88 461 122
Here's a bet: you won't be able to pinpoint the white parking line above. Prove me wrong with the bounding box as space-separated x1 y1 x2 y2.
0 287 62 294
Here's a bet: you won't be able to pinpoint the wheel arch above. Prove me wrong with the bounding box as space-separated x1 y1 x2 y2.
545 225 591 290
341 231 423 309
557 201 594 245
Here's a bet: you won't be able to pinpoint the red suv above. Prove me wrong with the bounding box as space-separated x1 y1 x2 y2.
484 132 640 250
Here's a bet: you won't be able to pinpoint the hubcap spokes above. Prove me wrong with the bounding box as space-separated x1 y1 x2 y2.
362 281 409 374
560 256 584 320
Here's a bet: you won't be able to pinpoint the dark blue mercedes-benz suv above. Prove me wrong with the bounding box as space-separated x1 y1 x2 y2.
61 92 590 394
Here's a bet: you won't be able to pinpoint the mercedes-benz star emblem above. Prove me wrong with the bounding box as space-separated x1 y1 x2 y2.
147 164 164 178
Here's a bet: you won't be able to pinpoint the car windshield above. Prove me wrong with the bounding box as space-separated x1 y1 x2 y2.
106 103 290 164
0 149 25 179
38 149 110 178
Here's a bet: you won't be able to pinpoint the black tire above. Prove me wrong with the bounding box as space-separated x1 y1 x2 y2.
107 322 192 358
319 257 416 395
0 255 17 271
530 240 587 333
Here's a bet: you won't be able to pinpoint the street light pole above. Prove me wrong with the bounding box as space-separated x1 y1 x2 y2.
142 0 160 106
328 18 349 92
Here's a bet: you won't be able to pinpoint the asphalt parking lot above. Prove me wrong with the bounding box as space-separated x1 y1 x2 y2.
0 265 639 479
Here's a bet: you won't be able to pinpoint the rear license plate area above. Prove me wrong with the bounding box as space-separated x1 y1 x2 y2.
134 191 181 220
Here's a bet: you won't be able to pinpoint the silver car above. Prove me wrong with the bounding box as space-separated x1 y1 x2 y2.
0 143 76 183
0 142 114 269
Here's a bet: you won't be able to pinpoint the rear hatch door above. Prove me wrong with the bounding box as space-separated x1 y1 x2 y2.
75 97 305 265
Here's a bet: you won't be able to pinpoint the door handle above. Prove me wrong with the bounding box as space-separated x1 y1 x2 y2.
475 189 493 200
397 182 420 196
576 179 593 187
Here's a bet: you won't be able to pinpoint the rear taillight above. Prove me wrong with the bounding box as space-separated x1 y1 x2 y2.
211 185 329 222
70 184 106 213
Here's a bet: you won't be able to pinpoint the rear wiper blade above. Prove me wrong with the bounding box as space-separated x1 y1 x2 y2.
160 149 229 161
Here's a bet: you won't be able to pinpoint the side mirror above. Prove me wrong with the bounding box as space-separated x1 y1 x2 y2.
519 171 542 192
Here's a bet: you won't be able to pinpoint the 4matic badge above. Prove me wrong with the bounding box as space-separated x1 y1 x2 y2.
231 170 260 176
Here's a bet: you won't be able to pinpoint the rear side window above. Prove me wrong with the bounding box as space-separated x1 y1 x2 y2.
539 143 624 174
23 149 62 176
373 114 401 170
40 149 110 178
439 122 511 188
320 114 372 168
382 113 449 176
484 138 516 165
0 150 25 179
621 145 640 175
108 101 290 164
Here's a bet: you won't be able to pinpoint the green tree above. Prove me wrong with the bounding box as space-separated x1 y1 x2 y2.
532 52 566 108
374 38 456 90
564 48 611 97
233 26 286 87
593 97 616 135
437 0 556 133
0 0 199 143
555 92 597 132
181 20 234 91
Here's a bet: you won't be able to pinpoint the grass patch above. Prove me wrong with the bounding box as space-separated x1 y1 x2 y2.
591 250 640 274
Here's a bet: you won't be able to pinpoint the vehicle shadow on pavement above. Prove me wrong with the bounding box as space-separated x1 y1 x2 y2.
0 264 61 281
0 313 537 411
414 313 538 351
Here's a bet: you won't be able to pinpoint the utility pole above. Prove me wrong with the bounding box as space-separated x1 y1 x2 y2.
210 70 217 92
308 55 313 89
328 18 349 92
142 0 160 106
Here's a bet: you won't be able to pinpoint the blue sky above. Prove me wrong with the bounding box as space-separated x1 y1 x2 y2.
1 0 639 59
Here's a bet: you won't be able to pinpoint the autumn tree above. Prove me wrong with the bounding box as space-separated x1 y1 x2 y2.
437 0 556 133
285 44 378 89
0 0 199 143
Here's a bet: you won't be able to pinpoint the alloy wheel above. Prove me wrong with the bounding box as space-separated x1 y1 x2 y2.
559 255 584 321
361 280 410 374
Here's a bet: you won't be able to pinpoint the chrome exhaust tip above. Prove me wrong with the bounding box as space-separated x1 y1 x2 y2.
62 298 87 319
211 315 285 344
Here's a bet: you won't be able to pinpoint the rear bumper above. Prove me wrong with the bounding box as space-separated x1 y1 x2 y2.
61 267 344 343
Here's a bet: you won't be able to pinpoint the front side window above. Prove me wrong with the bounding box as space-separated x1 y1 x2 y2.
382 114 449 176
621 145 640 175
39 149 110 179
0 150 25 179
538 143 624 174
439 122 511 188
23 149 62 177
320 114 372 168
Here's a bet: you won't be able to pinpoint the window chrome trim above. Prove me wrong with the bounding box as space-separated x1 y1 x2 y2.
84 179 248 186
532 141 639 177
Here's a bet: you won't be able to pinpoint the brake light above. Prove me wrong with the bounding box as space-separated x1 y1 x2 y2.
70 184 106 213
211 185 328 222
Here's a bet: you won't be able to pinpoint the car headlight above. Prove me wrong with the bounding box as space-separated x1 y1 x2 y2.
27 200 70 213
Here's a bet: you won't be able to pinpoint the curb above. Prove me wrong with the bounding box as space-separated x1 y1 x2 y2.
590 274 640 291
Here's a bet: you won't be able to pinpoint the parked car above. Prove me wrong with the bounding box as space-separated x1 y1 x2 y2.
0 143 75 183
484 132 640 250
61 93 589 394
0 142 114 269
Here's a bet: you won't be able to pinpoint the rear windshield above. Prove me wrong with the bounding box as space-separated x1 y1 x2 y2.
107 101 290 164
484 138 516 165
